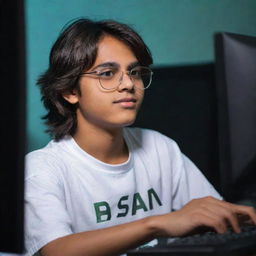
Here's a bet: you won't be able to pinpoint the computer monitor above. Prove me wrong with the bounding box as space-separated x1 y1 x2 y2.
134 64 220 191
215 32 256 203
0 0 25 253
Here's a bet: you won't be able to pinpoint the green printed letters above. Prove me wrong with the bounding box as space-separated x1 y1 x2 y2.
94 188 162 223
132 192 148 215
148 188 162 210
117 195 129 217
94 201 111 223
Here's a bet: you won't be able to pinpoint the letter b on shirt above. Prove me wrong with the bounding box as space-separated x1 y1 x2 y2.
94 201 111 223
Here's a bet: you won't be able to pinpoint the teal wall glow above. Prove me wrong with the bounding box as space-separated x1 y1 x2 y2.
26 0 256 151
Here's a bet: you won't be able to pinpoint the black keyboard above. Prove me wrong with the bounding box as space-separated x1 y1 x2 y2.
127 225 256 256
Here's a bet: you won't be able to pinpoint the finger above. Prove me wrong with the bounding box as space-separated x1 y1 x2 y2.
232 205 256 225
200 205 241 233
200 213 227 233
193 210 228 234
209 199 256 227
222 209 241 233
237 213 253 225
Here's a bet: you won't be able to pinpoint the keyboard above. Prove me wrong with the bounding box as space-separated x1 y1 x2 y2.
127 225 256 256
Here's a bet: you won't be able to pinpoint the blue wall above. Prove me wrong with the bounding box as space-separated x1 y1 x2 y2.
26 0 256 151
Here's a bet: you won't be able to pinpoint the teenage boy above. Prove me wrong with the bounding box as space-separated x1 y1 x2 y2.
25 18 256 256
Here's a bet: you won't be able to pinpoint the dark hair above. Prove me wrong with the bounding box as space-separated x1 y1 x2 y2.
37 18 153 140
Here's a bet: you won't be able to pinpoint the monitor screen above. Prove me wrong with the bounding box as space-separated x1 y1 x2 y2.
215 32 256 203
133 64 220 191
0 0 25 253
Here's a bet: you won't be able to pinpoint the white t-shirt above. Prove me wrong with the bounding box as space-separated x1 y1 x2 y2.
24 128 221 256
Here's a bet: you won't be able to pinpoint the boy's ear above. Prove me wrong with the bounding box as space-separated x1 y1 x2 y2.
62 90 79 104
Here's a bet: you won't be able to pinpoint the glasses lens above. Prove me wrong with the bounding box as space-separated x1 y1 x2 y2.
130 67 152 89
98 68 119 90
98 66 153 90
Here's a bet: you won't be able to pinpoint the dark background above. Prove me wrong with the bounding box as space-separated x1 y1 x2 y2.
0 0 26 253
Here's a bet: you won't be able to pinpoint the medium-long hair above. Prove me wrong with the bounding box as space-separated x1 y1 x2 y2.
37 18 153 140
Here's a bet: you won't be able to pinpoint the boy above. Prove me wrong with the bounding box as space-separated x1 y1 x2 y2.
25 18 256 256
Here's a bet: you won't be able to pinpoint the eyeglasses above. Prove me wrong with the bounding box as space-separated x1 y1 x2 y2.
82 66 153 91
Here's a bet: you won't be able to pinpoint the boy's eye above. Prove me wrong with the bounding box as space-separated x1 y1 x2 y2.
98 69 116 78
130 69 141 78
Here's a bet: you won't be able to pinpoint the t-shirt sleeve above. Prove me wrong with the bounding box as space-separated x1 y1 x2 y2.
24 152 73 256
170 145 222 210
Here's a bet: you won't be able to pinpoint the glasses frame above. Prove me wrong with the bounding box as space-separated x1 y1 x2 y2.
82 66 153 91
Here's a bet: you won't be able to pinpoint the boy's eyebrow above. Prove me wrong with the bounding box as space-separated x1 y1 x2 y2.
92 62 120 70
91 61 140 70
127 61 140 70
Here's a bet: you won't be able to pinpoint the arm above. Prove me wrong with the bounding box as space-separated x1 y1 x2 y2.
41 216 156 256
41 196 256 256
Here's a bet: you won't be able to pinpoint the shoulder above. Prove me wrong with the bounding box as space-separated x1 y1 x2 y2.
124 127 181 154
124 127 177 144
25 138 71 180
26 139 62 164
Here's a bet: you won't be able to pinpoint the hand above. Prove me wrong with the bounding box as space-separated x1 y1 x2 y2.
154 196 256 237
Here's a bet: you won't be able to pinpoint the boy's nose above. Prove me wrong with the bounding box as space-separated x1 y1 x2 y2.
117 72 134 90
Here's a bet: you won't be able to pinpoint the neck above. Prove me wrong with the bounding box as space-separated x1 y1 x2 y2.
73 113 129 165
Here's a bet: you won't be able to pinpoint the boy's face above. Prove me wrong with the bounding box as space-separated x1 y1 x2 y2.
63 35 145 131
